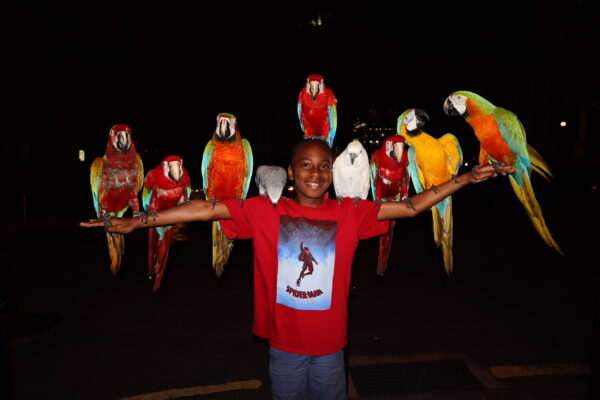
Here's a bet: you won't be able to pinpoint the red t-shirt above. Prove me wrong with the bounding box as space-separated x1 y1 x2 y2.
220 196 389 355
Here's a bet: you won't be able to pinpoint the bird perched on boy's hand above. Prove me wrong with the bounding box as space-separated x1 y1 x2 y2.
90 124 144 275
444 90 562 255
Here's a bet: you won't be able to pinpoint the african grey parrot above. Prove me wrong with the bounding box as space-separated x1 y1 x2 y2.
255 165 288 206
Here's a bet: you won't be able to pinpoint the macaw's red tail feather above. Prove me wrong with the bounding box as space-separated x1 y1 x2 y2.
212 221 234 277
153 228 175 292
148 228 159 279
376 221 396 276
432 201 454 275
107 232 124 276
509 174 563 255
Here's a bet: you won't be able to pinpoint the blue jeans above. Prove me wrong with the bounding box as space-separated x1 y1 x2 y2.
269 347 347 400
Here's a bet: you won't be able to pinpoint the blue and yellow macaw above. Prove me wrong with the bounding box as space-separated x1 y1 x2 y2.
444 91 562 255
201 113 253 276
398 109 463 275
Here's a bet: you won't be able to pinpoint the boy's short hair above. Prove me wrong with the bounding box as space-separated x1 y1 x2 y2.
289 138 332 164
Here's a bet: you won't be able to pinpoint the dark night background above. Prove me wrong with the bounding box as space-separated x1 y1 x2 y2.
1 0 598 219
0 1 599 398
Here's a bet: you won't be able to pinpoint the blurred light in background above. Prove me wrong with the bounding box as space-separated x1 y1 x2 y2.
79 150 85 162
560 121 567 127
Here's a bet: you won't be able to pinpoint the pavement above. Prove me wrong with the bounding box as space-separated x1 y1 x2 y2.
1 185 598 399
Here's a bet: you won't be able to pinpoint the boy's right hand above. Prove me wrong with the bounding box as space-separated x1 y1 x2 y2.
80 217 140 234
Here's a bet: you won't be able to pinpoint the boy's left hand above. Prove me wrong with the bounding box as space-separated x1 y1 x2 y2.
469 163 516 183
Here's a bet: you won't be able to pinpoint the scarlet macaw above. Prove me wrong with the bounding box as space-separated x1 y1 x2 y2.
90 124 144 275
398 108 463 275
369 135 409 276
142 155 191 292
297 74 338 147
202 113 253 276
444 91 562 254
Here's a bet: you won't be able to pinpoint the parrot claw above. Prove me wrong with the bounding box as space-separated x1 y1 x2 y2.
401 197 416 211
100 212 112 233
209 198 217 209
492 161 506 173
353 197 360 207
336 196 343 205
430 184 439 194
133 211 151 224
237 198 244 208
452 174 460 183
470 164 483 181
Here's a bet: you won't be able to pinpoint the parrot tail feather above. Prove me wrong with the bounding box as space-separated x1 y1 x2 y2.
212 221 234 277
527 144 553 182
509 174 563 255
107 232 124 276
376 221 396 276
433 201 454 275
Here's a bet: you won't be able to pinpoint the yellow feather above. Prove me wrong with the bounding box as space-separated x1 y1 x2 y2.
527 144 553 182
432 201 454 275
107 233 124 276
509 174 563 255
212 221 234 277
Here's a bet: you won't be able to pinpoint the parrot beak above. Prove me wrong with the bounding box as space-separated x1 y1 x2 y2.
116 131 130 152
308 80 320 101
168 162 182 182
414 109 429 128
216 118 235 140
349 152 358 165
392 142 404 162
443 97 461 116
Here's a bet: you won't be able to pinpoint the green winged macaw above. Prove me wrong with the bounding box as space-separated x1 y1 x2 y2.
297 74 338 148
369 135 409 276
90 124 144 275
142 155 191 292
398 109 463 275
444 90 562 255
202 113 253 276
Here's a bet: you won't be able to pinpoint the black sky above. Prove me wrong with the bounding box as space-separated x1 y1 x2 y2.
1 1 598 213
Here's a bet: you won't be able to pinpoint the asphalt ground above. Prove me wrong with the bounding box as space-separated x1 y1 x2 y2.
1 181 598 399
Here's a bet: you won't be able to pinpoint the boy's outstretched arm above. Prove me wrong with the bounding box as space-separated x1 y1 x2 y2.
80 200 231 234
377 164 515 221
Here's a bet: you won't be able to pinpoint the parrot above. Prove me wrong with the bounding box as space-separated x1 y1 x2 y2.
369 135 410 276
297 73 338 147
142 155 191 292
398 108 463 275
255 165 288 206
202 113 253 277
332 139 370 204
443 90 562 255
90 123 144 275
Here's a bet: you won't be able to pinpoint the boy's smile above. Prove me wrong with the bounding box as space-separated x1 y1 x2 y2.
288 141 332 207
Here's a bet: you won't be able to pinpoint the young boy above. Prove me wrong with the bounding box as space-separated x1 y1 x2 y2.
81 138 514 399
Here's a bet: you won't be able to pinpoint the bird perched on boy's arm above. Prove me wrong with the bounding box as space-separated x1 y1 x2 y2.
202 113 253 276
444 90 562 255
142 155 191 292
90 123 144 275
398 108 463 275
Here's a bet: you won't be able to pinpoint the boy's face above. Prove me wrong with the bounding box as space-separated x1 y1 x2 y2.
288 142 332 207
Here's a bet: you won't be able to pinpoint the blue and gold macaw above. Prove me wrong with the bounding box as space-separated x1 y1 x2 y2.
398 109 463 275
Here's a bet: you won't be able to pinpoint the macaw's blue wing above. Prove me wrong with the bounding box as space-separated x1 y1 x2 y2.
201 140 215 191
90 156 105 218
328 103 337 147
406 145 423 194
242 138 254 199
